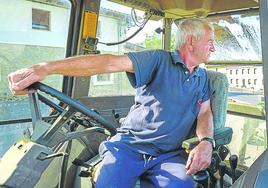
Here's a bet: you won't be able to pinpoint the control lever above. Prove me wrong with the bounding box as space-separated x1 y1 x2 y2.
229 154 238 184
192 170 209 188
72 158 92 177
72 158 91 168
37 152 68 161
219 162 226 188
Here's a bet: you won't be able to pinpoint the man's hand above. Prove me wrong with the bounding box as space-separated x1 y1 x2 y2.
185 140 212 175
8 63 48 95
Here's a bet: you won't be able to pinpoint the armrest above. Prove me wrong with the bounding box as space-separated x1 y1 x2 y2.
214 127 233 146
182 137 199 151
182 127 233 151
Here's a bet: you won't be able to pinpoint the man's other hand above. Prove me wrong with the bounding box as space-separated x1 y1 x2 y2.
185 140 212 175
8 63 48 95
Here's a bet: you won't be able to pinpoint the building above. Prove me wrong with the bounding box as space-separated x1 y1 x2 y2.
0 0 134 156
0 0 134 98
208 65 263 92
227 65 263 91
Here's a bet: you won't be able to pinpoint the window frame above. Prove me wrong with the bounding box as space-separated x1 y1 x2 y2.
32 8 51 31
92 73 115 86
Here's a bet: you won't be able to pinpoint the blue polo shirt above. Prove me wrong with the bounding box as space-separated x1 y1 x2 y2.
110 50 210 156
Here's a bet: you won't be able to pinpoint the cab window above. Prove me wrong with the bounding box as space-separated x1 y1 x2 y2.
0 0 71 156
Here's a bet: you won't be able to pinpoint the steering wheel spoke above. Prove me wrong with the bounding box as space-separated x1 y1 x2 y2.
28 82 117 143
28 93 42 130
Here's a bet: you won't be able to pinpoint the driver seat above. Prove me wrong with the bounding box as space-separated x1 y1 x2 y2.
81 70 232 188
182 70 232 188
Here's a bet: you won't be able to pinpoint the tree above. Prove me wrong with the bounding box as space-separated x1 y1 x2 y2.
145 32 176 51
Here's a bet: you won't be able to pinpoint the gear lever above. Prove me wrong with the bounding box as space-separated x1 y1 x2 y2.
192 170 209 188
219 162 226 188
229 155 238 184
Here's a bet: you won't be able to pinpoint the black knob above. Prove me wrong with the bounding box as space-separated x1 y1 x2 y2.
229 155 238 183
79 170 91 177
114 113 120 119
229 155 238 170
219 162 226 177
219 162 226 188
72 158 90 168
192 170 209 188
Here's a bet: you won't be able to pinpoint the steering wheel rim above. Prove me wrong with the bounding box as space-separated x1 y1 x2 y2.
29 82 117 136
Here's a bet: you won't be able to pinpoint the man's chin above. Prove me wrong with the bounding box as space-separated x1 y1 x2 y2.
203 57 210 64
201 59 209 64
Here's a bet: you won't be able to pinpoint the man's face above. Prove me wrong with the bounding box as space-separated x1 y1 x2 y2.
192 26 215 64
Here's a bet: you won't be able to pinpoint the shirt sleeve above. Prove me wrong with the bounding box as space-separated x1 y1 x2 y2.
202 85 212 102
126 50 163 87
202 70 213 102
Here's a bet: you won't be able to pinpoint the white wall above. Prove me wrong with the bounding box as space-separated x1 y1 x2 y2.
97 15 123 54
0 0 70 47
227 66 263 91
209 65 263 91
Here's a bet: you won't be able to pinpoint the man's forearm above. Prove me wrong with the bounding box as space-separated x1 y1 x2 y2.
41 54 132 77
196 108 213 139
8 53 133 95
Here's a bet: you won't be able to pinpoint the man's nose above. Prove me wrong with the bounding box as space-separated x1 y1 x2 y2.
210 43 215 52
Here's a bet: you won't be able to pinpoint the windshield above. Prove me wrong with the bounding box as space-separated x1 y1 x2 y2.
0 0 71 156
208 13 265 167
209 14 261 61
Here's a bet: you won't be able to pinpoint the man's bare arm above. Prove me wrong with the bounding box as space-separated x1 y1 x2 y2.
185 99 213 175
46 54 133 76
196 99 213 139
8 54 133 95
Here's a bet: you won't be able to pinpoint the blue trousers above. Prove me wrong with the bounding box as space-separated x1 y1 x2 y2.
95 141 195 188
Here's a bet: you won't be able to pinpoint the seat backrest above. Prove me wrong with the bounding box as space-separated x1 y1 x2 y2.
187 70 229 139
207 70 229 130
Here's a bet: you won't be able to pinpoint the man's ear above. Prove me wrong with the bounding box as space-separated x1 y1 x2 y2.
186 35 194 52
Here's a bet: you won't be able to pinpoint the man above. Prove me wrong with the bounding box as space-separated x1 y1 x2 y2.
8 18 215 188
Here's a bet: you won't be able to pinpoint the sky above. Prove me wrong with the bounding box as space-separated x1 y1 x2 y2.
101 0 133 14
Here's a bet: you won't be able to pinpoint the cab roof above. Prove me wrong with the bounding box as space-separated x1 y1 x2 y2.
108 0 259 19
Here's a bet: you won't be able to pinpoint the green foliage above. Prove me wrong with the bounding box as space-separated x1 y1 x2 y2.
257 100 265 115
258 101 265 109
145 32 177 51
145 33 162 50
170 32 176 51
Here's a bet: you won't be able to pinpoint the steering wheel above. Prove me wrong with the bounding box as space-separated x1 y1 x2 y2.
29 82 117 136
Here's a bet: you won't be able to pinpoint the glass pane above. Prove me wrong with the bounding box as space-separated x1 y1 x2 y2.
208 15 261 61
32 8 50 30
207 13 264 112
0 0 71 156
226 114 266 167
206 13 266 167
89 0 163 97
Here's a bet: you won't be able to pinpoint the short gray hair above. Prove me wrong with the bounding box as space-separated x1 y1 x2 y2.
175 18 214 49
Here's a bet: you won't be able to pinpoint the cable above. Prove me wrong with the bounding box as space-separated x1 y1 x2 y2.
98 9 152 46
131 8 151 27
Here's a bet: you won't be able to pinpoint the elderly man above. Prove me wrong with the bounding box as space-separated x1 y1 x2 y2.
8 18 215 188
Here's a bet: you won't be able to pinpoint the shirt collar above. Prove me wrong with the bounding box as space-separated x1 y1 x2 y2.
170 50 184 65
171 50 202 77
